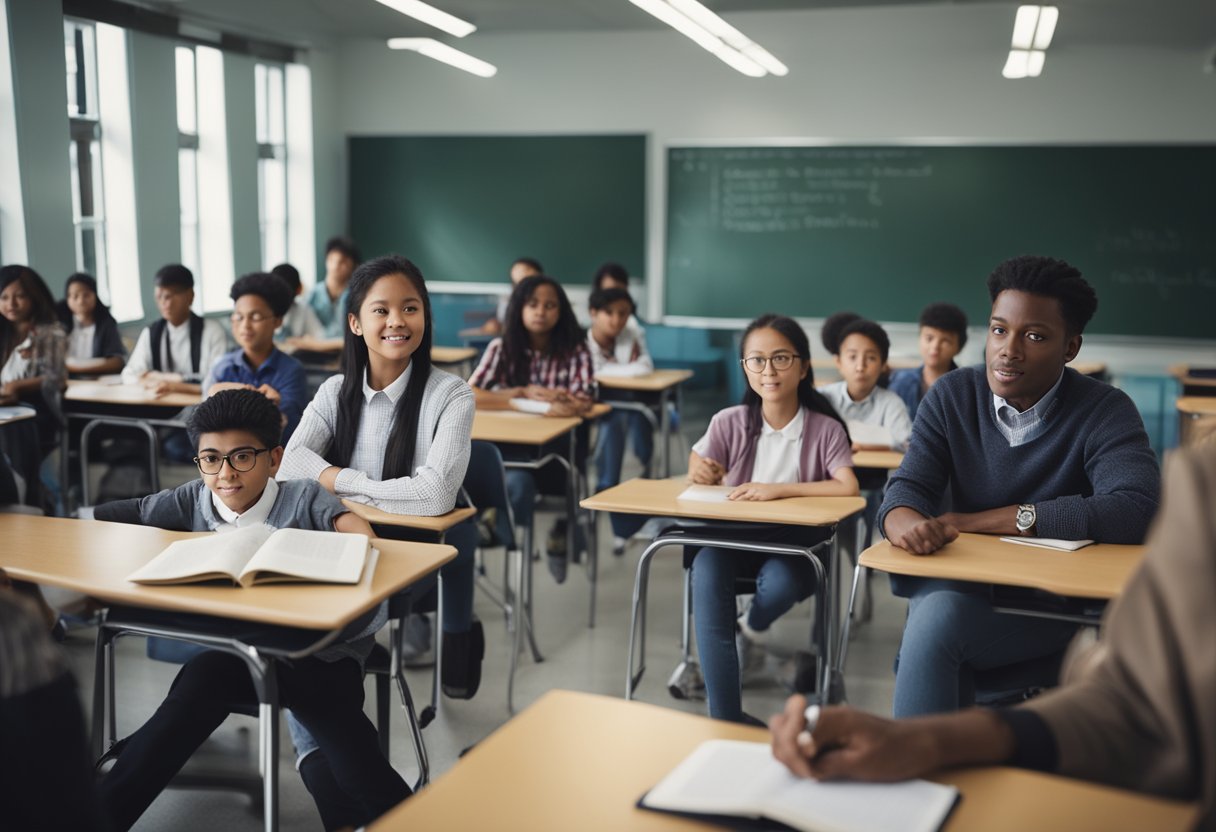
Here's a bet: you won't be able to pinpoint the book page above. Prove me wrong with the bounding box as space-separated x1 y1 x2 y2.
127 524 273 585
239 528 368 587
676 485 733 503
509 397 552 415
1000 536 1095 551
846 420 893 448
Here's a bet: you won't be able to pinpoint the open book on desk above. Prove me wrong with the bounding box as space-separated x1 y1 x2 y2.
127 524 372 588
640 740 958 832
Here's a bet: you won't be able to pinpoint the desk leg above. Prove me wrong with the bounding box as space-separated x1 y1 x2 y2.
61 417 73 515
625 541 661 699
91 620 116 758
431 571 444 722
256 664 280 832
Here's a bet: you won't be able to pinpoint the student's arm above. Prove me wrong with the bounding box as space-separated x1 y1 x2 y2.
687 450 725 485
879 387 959 554
729 466 859 500
467 339 523 408
333 510 374 538
66 355 124 374
278 380 341 484
333 383 475 515
93 483 198 530
121 327 152 382
269 360 308 439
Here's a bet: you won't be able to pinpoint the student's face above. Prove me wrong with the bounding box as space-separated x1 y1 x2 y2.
986 289 1080 412
590 299 632 340
510 262 541 285
835 332 885 398
66 282 98 321
0 281 32 324
196 429 283 516
350 273 426 367
155 285 194 325
742 327 808 405
326 251 356 285
919 326 961 371
522 283 561 335
230 294 280 354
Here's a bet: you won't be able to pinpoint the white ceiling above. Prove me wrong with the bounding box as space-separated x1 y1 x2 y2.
145 0 1216 51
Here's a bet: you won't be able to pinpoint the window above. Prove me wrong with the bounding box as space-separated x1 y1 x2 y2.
255 63 287 270
176 46 201 283
64 20 109 298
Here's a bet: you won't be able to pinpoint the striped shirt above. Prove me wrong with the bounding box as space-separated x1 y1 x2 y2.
469 337 596 398
279 364 474 516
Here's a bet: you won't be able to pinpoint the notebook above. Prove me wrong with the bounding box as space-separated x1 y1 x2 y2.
999 536 1095 551
677 485 732 503
640 740 959 832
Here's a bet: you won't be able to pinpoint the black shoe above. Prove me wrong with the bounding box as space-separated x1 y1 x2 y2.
441 619 485 700
546 519 568 559
739 711 768 728
547 554 568 584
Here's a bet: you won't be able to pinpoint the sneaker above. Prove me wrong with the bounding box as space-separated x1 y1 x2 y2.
547 554 568 584
402 613 435 669
612 536 628 557
736 613 768 685
666 661 706 701
777 650 820 695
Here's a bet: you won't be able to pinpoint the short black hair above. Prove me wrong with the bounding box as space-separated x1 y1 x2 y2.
820 310 860 355
592 262 629 291
986 255 1098 335
837 318 891 363
589 287 634 313
511 257 543 275
325 236 361 263
270 263 301 293
155 264 194 290
188 389 283 451
919 302 969 350
231 271 294 318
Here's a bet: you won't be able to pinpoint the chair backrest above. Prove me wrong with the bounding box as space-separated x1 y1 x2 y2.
461 440 519 550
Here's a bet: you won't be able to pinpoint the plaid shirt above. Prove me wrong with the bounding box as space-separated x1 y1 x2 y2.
469 337 596 398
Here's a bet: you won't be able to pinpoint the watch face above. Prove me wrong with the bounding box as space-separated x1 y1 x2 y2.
1017 507 1034 529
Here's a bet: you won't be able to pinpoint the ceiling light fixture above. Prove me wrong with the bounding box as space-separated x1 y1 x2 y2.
1004 5 1057 78
372 0 476 39
387 38 497 77
628 0 779 78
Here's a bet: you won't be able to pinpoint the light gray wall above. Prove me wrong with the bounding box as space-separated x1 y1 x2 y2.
304 44 344 281
7 0 75 280
224 51 261 277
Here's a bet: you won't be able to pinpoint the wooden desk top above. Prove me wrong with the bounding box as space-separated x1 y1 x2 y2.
66 379 201 409
851 449 905 469
1177 396 1216 416
341 500 477 533
860 533 1144 600
597 369 694 392
471 403 611 445
433 346 478 364
370 690 1195 832
0 515 455 630
0 405 37 424
1169 364 1216 389
581 477 865 527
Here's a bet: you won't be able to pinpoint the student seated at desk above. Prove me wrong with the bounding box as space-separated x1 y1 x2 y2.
0 265 67 453
469 274 595 583
204 272 307 443
303 236 360 340
587 286 654 555
689 314 858 724
93 389 409 831
271 261 326 341
120 263 227 396
478 256 543 335
818 316 911 451
888 301 968 421
593 260 646 325
279 255 483 698
771 445 1216 829
878 255 1160 718
56 271 127 375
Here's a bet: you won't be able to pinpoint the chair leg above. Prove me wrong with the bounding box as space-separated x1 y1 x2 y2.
388 618 430 788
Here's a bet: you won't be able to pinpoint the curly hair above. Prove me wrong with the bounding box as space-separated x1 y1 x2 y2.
188 388 283 450
986 255 1097 335
918 302 969 350
231 272 295 318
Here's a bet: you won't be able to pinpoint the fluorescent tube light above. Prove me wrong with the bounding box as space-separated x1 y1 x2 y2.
667 0 788 76
1032 6 1058 50
711 43 766 77
630 0 720 52
628 0 776 77
1026 49 1046 76
1010 6 1039 50
373 0 476 38
387 38 497 77
1002 49 1030 79
740 43 788 77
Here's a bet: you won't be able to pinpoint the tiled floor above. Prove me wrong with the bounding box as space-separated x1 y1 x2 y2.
61 390 907 830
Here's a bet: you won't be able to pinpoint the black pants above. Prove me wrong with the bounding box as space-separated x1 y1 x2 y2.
100 650 409 831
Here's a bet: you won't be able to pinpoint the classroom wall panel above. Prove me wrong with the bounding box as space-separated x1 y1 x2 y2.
223 52 261 282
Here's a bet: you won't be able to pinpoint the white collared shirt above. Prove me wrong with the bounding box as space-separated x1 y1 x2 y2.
992 370 1064 447
68 322 95 360
211 476 279 530
751 407 805 484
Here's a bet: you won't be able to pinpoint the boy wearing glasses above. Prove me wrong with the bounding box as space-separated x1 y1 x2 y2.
93 389 410 831
204 272 307 442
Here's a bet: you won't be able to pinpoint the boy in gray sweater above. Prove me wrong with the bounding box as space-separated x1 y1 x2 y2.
877 255 1160 718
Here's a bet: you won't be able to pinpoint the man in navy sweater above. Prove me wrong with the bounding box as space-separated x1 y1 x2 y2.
878 255 1160 717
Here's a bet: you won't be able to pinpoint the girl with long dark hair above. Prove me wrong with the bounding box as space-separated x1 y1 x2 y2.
56 272 127 375
1 265 67 451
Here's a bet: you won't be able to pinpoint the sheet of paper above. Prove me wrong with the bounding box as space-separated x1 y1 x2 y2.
1000 536 1095 552
676 485 732 503
0 405 37 423
597 364 651 378
509 397 552 415
846 420 893 447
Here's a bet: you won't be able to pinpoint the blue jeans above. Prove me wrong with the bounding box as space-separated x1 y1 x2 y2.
595 410 654 539
692 545 818 722
892 578 1079 717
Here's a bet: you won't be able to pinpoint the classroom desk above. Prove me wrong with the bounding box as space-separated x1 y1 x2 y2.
581 478 865 704
63 379 204 509
596 369 694 478
850 449 905 470
1169 364 1216 396
369 690 1197 832
1177 396 1216 446
0 513 454 832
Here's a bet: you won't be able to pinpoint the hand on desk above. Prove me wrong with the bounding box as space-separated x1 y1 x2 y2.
883 507 958 555
728 482 782 501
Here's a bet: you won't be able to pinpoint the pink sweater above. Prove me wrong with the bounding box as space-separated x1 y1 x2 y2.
695 405 853 487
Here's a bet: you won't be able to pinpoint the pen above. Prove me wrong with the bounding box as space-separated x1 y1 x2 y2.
797 704 820 749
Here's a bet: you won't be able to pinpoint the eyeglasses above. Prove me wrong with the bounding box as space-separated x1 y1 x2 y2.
740 353 801 373
194 447 270 475
230 311 274 325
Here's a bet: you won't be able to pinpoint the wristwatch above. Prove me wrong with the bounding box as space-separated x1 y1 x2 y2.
1015 503 1037 535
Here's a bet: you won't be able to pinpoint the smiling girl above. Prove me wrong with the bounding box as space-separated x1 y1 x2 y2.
688 314 858 723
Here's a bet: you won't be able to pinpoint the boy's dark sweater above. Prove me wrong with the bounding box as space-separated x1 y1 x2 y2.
879 366 1160 545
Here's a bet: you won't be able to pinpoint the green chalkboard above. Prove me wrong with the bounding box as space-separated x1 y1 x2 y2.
665 145 1216 338
348 135 646 285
